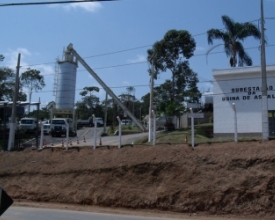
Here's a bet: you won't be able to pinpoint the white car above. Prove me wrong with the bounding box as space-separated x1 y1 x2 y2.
43 123 51 135
95 118 104 127
121 119 132 125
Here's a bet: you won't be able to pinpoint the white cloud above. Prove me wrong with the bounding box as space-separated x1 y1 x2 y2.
196 46 206 51
128 55 146 63
36 64 55 76
51 1 102 12
4 48 31 69
123 81 129 85
3 48 54 76
2 47 56 105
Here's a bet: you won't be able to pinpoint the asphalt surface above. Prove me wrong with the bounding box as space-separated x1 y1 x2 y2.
26 126 149 149
1 206 188 220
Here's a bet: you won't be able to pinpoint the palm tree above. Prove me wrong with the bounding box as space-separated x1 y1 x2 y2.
207 15 261 67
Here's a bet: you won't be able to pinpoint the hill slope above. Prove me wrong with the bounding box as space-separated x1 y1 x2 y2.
1 141 275 218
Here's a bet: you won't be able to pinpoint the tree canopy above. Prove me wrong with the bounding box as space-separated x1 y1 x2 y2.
146 29 200 116
77 86 100 118
0 66 26 101
207 15 261 67
20 68 45 93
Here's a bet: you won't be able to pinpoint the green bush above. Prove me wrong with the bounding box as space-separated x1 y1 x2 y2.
195 124 213 138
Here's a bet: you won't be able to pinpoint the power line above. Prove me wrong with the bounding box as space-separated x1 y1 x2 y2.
20 41 275 72
21 43 275 77
18 17 266 69
0 0 118 7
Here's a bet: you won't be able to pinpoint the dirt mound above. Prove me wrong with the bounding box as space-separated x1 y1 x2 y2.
1 141 275 218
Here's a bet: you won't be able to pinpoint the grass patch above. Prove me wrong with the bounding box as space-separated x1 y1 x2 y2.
107 125 142 136
106 123 261 145
134 123 261 145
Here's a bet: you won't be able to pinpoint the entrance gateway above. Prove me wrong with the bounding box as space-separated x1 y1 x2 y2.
213 65 275 138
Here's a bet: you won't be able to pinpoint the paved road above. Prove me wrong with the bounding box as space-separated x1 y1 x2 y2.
2 207 186 220
33 127 149 148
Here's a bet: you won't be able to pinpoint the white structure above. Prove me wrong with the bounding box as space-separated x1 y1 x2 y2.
54 51 78 109
201 92 213 107
213 64 275 138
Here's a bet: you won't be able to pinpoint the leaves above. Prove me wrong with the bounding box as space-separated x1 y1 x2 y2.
146 29 200 116
0 67 17 101
207 15 261 67
77 86 100 118
20 68 45 92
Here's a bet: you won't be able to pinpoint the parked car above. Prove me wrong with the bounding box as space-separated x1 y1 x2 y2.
121 119 132 125
43 123 51 135
19 118 39 133
95 117 104 127
51 118 76 137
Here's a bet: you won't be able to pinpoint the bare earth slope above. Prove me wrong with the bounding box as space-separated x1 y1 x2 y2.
1 141 275 218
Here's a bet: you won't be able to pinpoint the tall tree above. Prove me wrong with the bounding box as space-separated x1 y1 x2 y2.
0 67 26 101
79 86 100 117
147 30 200 116
147 29 197 102
20 68 45 113
126 86 136 115
126 86 135 96
147 29 196 100
207 15 261 67
46 101 56 110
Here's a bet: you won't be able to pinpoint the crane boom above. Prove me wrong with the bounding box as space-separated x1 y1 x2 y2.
66 43 147 132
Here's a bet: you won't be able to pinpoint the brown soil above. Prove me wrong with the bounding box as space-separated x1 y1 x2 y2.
1 141 275 219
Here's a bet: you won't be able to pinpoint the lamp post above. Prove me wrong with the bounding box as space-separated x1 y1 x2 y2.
260 0 268 140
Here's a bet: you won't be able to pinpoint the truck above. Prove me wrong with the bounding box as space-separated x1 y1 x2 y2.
50 118 77 137
77 117 104 128
77 117 93 128
19 117 39 133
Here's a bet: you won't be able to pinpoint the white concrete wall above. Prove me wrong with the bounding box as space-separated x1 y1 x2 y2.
213 65 275 137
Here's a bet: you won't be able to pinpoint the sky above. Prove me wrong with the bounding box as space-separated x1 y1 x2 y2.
1 0 275 110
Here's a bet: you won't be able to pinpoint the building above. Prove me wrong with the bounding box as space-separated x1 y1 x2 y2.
213 64 275 138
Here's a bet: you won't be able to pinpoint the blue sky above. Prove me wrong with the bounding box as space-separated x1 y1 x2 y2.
1 0 275 109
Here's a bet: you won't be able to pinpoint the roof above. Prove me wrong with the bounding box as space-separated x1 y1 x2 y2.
212 64 275 78
0 101 40 108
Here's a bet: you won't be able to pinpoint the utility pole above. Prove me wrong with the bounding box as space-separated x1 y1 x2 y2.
8 53 21 151
103 92 108 135
148 61 154 142
260 0 268 141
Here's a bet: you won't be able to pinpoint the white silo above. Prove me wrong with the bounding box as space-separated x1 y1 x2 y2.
54 50 78 110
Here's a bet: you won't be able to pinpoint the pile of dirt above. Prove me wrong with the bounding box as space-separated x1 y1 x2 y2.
1 141 275 218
